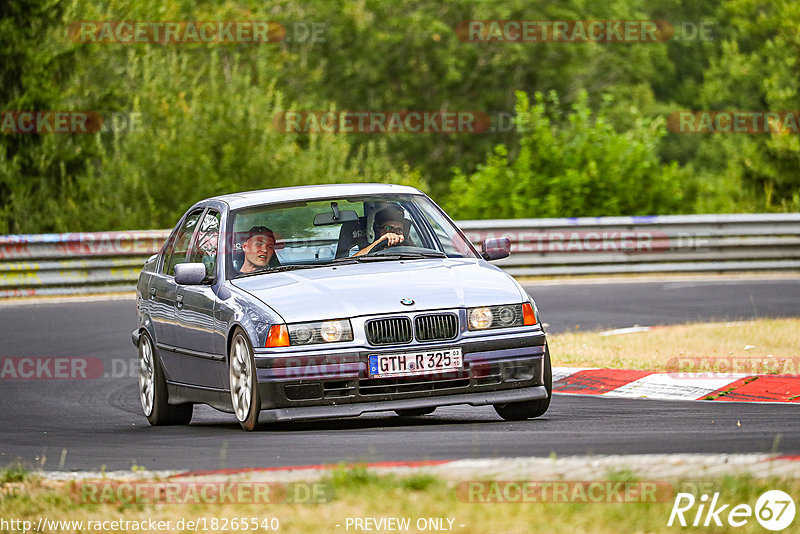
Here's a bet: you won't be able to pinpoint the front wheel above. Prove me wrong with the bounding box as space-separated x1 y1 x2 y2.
493 345 552 421
229 329 262 431
138 331 193 426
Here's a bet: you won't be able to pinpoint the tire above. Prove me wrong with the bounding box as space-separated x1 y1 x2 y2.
493 345 552 421
138 331 193 426
395 407 436 417
229 329 262 431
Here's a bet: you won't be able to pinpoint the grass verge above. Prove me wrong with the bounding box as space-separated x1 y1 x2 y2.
1 465 798 533
549 318 800 371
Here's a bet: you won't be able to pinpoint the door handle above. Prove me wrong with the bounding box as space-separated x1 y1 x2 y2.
149 288 156 298
176 294 184 308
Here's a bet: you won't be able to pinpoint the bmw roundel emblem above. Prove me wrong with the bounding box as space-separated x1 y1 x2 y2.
401 298 415 306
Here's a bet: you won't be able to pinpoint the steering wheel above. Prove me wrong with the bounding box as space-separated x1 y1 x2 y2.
367 237 391 254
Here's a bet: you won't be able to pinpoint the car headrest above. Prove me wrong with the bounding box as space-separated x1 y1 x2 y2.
335 218 368 259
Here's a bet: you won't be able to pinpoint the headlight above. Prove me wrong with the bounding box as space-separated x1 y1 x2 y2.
286 319 354 345
469 307 493 329
468 303 536 330
320 320 344 342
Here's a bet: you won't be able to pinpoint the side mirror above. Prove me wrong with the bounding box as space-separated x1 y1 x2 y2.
174 263 208 285
481 237 511 261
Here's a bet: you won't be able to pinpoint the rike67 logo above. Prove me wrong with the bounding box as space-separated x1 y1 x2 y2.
668 490 796 531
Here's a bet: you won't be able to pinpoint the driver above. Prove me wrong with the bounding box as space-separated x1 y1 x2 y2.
239 226 280 273
354 205 410 256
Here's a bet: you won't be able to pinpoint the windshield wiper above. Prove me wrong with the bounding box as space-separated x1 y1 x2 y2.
235 264 323 278
330 257 362 265
356 251 447 261
269 264 329 272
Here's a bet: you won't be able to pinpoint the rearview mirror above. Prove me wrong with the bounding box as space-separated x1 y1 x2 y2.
314 209 359 226
174 263 208 285
482 237 511 261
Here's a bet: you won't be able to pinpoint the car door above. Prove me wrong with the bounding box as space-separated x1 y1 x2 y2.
174 209 226 389
150 208 204 381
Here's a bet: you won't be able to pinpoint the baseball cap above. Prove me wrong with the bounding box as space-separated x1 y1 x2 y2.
374 205 407 226
244 226 276 242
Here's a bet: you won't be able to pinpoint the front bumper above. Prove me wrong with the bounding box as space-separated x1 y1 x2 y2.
253 328 547 420
257 386 548 422
131 329 140 347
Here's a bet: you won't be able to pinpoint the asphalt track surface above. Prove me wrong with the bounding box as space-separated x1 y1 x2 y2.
1 277 798 471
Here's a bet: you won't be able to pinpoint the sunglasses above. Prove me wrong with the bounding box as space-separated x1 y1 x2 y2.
379 224 405 234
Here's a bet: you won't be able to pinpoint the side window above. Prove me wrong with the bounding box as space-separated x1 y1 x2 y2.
406 221 423 248
188 210 221 278
419 203 472 257
162 209 203 276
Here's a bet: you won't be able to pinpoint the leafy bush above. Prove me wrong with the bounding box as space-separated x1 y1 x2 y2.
446 91 688 219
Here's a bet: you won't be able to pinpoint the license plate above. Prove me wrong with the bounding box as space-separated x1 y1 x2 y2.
369 348 463 378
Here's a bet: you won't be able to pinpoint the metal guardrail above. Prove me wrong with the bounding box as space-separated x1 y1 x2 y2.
0 231 168 298
459 213 800 276
1 214 799 297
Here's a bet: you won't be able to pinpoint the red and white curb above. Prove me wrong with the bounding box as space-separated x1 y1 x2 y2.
553 367 800 402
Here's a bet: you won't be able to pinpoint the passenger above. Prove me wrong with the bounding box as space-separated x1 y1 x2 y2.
354 205 411 256
239 226 279 273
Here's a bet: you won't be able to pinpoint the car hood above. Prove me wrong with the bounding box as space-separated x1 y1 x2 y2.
230 259 525 323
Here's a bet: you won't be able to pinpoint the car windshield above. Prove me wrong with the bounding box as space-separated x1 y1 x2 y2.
227 194 478 278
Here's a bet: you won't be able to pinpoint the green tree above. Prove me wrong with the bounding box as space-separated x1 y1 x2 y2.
446 90 686 218
0 0 100 233
689 0 800 211
46 47 422 231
